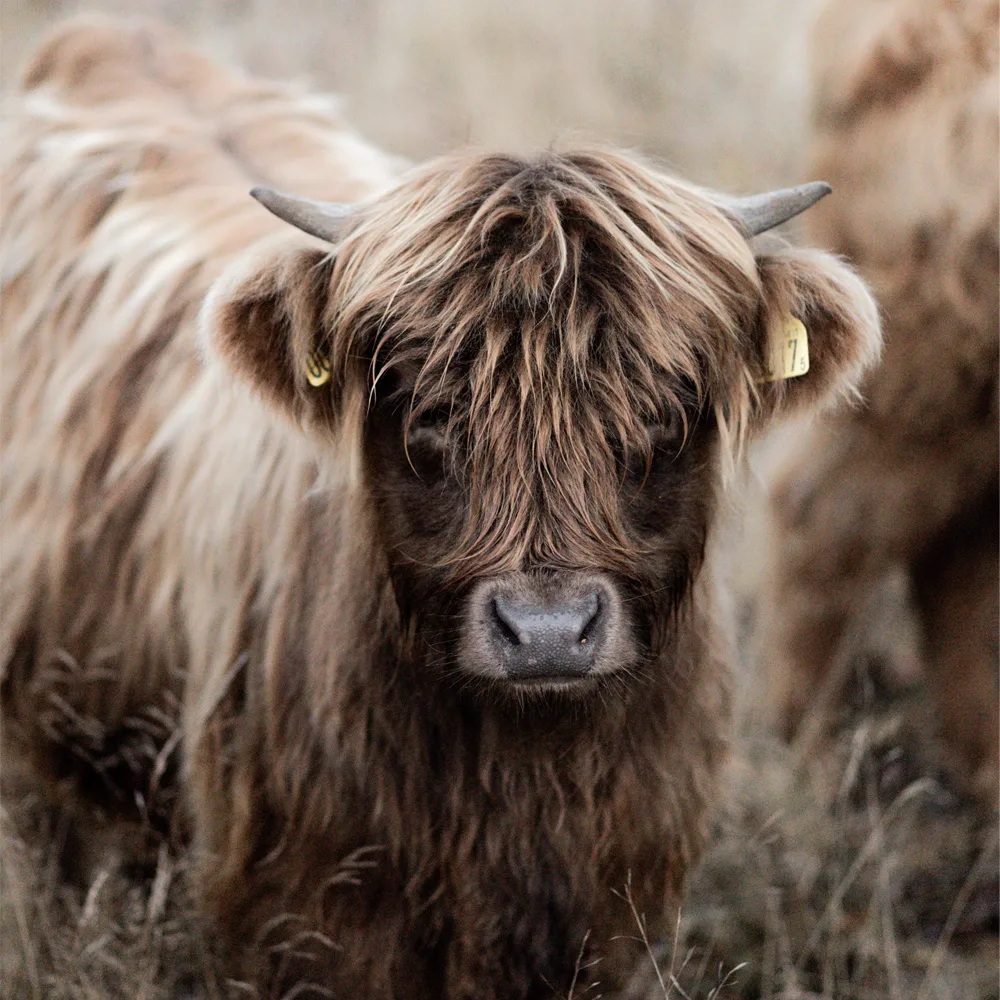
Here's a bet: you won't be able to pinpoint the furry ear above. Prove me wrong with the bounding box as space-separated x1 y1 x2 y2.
749 245 881 424
200 239 354 431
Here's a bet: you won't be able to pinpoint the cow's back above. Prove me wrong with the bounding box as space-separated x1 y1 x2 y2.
806 0 999 435
0 17 394 808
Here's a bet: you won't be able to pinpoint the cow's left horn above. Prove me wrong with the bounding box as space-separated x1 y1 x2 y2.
250 187 355 243
726 182 832 236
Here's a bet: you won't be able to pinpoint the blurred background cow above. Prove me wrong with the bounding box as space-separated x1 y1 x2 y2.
1 1 997 999
760 0 999 803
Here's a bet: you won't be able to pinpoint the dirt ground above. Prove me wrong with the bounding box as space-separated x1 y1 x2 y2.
1 2 997 998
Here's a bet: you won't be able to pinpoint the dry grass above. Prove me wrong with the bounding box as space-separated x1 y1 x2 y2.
3 564 996 999
660 701 999 1000
1 2 997 997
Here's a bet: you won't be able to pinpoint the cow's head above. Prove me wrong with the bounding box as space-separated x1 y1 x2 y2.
204 149 879 699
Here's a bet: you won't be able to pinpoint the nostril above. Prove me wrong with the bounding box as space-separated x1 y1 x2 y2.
491 598 522 647
576 593 601 647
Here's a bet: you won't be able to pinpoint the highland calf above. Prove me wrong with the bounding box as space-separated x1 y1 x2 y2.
760 0 999 800
1 19 880 998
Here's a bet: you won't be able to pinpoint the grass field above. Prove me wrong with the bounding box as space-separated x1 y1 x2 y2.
4 562 996 999
1 2 997 997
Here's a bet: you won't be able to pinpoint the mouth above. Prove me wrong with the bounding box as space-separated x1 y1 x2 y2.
504 672 599 696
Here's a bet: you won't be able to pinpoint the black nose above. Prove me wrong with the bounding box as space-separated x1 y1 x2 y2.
489 590 606 679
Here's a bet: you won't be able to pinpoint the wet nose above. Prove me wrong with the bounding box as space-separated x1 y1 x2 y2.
489 589 607 679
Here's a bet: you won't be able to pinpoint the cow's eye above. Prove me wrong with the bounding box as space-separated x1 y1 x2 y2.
626 414 686 484
648 410 686 453
405 408 451 479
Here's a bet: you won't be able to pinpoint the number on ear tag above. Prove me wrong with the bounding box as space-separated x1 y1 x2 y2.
760 315 810 382
305 352 332 387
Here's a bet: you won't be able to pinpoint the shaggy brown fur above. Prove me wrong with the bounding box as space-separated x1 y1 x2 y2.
760 0 999 799
1 18 879 998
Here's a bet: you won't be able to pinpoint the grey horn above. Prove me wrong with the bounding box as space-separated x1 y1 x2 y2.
727 181 833 236
250 186 355 243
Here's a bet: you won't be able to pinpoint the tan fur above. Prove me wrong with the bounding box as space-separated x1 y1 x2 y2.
760 0 999 798
2 17 880 997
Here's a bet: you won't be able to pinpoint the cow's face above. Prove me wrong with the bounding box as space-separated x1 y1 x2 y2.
361 355 720 695
205 149 880 698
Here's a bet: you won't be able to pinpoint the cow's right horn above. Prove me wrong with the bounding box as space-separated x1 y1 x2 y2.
250 187 355 243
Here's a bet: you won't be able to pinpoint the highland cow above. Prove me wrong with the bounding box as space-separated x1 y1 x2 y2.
1 18 880 998
759 0 999 800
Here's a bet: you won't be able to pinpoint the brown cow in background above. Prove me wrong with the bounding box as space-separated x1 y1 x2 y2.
1 18 879 998
760 0 999 799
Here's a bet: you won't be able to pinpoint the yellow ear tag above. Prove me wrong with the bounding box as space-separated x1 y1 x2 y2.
305 351 332 387
760 315 810 382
